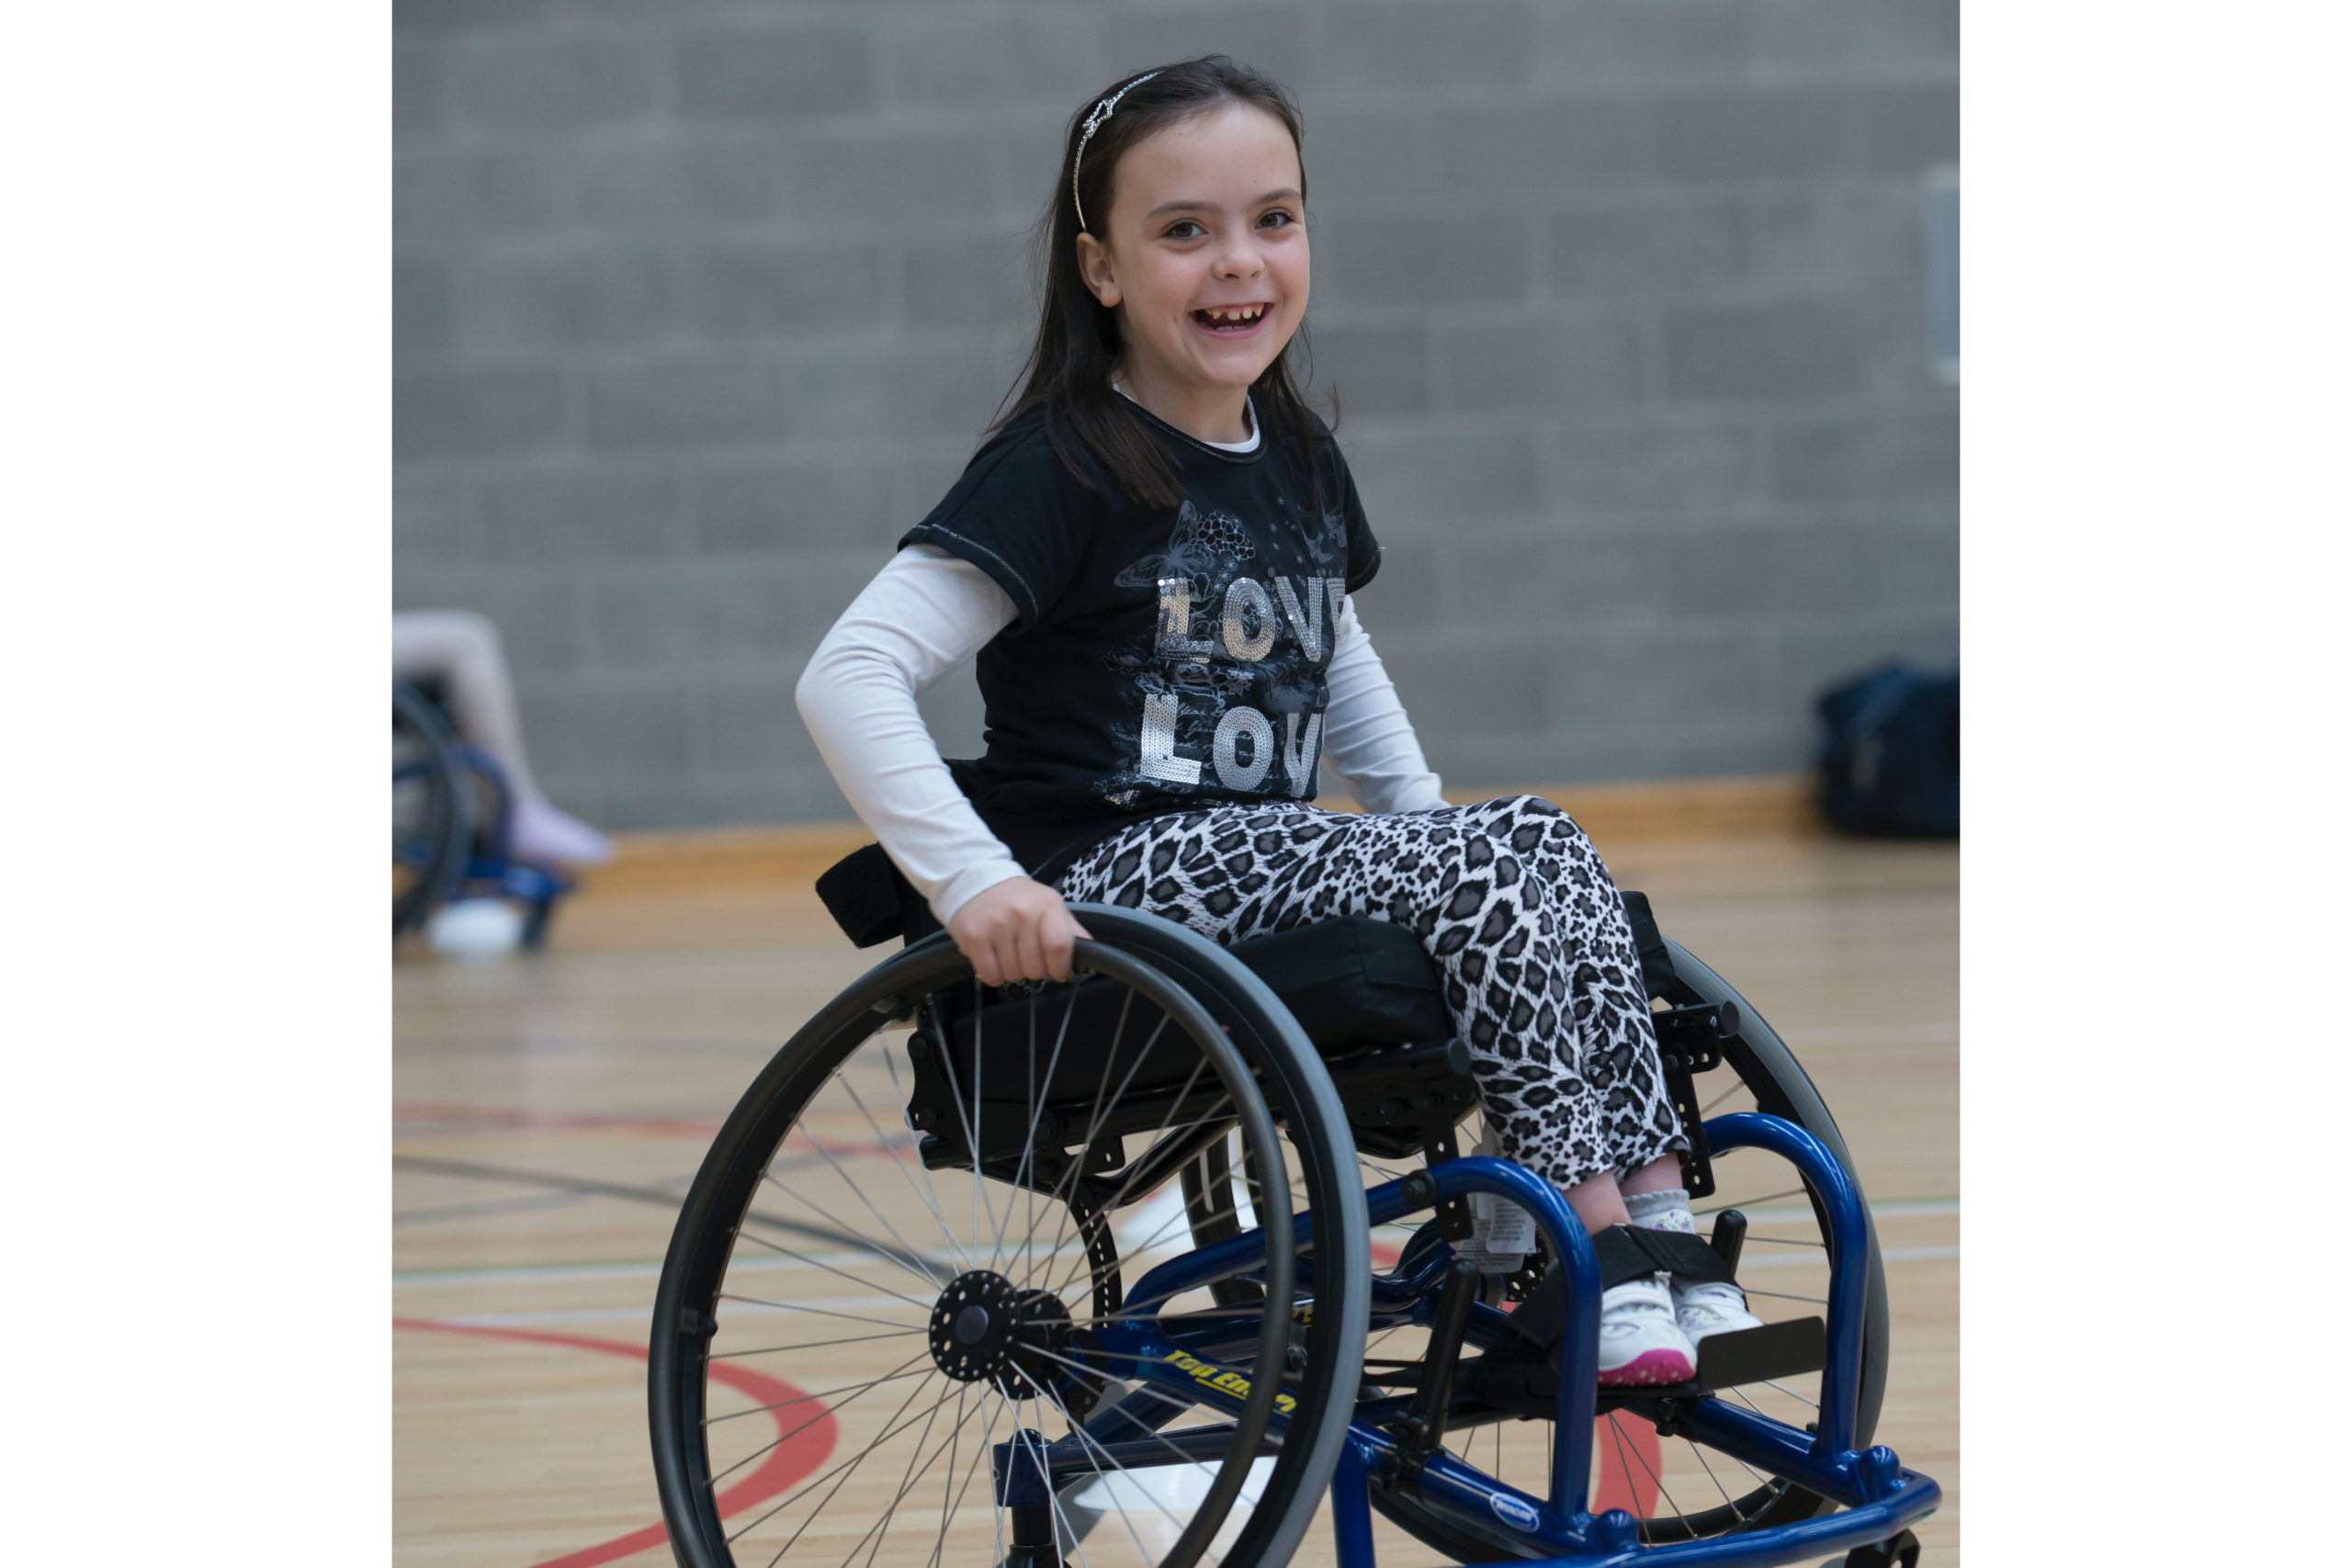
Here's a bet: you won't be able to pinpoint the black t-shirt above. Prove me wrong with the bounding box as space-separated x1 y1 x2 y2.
901 400 1382 874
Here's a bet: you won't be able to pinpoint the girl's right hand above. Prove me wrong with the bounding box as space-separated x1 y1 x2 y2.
947 877 1094 987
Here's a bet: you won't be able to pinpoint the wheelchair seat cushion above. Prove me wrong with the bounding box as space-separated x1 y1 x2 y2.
1222 917 1451 1048
944 915 1453 1096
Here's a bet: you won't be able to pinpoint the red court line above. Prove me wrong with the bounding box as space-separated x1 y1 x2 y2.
1592 1412 1663 1517
397 1316 836 1568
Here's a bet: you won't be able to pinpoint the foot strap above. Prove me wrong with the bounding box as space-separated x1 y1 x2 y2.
1499 1225 1739 1357
1599 1224 1737 1288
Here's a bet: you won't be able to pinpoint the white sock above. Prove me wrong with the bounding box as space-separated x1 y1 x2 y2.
1623 1187 1697 1235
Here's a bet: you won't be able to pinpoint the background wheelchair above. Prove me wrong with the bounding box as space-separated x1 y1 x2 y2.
647 843 1941 1568
391 679 573 946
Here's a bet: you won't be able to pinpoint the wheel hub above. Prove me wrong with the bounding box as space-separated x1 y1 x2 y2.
928 1270 1073 1393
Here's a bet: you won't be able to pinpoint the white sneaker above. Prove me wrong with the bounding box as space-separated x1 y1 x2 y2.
1673 1280 1764 1343
1597 1274 1697 1386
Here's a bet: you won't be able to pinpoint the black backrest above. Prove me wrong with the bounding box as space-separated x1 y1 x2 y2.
1616 889 1679 1000
814 842 941 947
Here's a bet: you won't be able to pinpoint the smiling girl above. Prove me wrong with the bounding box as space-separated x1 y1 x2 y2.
796 57 1753 1386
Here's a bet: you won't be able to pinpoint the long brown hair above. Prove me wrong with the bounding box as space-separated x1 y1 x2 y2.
991 56 1326 512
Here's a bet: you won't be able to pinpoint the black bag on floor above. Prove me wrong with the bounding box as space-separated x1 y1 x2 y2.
1815 663 1960 838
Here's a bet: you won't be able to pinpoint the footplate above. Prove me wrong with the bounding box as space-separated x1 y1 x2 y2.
1460 1316 1829 1416
1691 1315 1826 1393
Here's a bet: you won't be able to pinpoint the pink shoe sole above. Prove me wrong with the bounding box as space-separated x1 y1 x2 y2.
1597 1348 1696 1387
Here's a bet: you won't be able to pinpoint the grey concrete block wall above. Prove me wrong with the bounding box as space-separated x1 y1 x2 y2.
395 0 1958 830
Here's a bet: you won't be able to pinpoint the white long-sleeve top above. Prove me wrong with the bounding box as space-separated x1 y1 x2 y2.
796 546 1447 926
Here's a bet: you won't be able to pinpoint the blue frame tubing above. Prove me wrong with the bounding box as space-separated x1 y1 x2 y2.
996 1116 1938 1568
445 742 572 945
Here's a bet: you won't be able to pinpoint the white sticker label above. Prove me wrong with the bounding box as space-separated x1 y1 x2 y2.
1469 1189 1536 1256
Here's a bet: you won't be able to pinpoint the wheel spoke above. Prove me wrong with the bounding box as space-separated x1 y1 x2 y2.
1023 987 1147 1293
1699 1078 1750 1116
1103 1153 1250 1264
1606 1411 1685 1526
928 1383 971 1568
877 1050 977 1271
1683 1435 1749 1524
778 1098 957 1288
833 1386 986 1568
706 1357 933 1426
709 1325 929 1360
969 980 996 1265
1044 1079 1225 1303
1758 1378 1819 1408
998 984 1082 1277
707 1348 936 1483
727 1230 937 1310
1034 1376 1199 1564
844 1380 952 1568
716 1290 928 1331
1693 1188 1804 1217
734 1368 945 1553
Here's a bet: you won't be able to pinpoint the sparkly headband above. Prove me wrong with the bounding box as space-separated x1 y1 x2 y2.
1071 72 1160 233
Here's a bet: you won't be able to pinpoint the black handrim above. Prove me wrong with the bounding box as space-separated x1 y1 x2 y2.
648 922 1370 1568
1363 936 1888 1555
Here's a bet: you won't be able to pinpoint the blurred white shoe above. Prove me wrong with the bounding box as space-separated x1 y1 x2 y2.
425 897 525 958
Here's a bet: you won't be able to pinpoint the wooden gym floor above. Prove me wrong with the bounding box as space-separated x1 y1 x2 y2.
393 830 1958 1567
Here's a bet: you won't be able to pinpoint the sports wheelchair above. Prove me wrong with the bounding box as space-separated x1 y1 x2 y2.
391 679 572 945
648 843 1941 1568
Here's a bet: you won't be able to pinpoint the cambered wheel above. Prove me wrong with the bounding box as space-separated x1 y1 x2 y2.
391 681 469 937
1363 936 1891 1557
650 909 1371 1568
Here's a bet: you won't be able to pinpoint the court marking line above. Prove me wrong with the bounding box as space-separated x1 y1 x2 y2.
396 1315 837 1568
395 1190 586 1227
394 1101 724 1139
398 1243 1081 1291
390 1154 878 1253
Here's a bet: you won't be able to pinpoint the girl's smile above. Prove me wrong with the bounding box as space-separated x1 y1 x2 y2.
1191 301 1272 333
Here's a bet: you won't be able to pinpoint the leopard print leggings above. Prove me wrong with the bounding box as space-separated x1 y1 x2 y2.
1056 795 1686 1189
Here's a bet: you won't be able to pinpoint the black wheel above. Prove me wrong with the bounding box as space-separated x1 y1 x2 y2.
1363 935 1890 1556
392 681 469 937
650 908 1370 1568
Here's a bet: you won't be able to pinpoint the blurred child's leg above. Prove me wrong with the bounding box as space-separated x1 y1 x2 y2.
394 610 610 865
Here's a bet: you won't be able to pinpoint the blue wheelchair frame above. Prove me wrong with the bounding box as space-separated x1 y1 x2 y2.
392 739 572 947
991 1116 1939 1567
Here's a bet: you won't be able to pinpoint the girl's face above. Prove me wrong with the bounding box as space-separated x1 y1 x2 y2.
1077 102 1309 400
